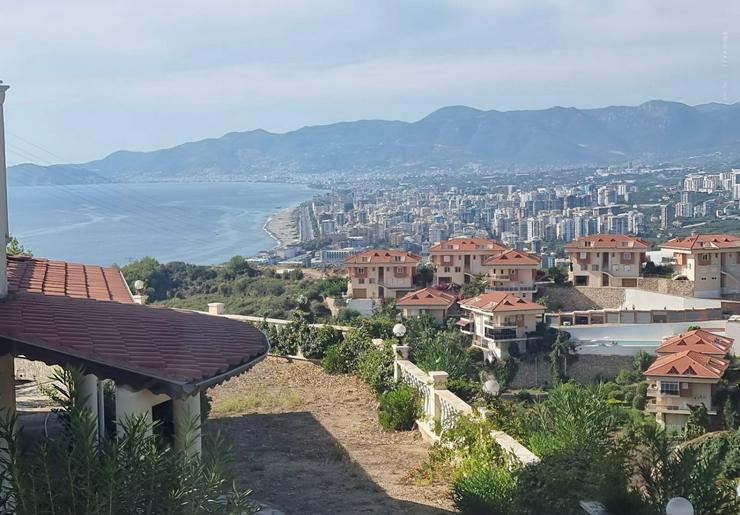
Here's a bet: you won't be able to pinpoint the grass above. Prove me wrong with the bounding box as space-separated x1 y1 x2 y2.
212 387 302 414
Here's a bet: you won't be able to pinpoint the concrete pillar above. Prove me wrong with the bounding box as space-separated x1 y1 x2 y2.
115 386 156 437
0 83 10 299
391 344 409 381
208 302 225 315
132 294 148 305
428 371 448 423
173 394 201 457
77 373 99 431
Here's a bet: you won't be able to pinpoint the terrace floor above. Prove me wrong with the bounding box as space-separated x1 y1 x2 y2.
208 356 455 515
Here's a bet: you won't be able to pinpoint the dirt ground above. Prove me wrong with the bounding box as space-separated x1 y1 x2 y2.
208 357 455 515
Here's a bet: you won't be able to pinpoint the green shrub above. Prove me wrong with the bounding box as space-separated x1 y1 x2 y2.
356 344 394 394
378 385 421 431
446 377 479 403
303 325 343 359
414 332 473 380
321 345 347 374
337 307 361 323
452 463 515 515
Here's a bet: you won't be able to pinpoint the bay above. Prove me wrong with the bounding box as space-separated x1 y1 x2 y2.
8 182 318 266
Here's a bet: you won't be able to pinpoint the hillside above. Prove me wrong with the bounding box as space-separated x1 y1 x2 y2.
10 100 740 185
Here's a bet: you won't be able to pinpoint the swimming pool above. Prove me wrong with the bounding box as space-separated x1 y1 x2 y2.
574 339 660 356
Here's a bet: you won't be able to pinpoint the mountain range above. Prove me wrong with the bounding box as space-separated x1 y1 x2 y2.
9 100 740 186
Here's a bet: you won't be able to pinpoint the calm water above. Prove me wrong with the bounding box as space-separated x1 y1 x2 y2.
9 182 318 266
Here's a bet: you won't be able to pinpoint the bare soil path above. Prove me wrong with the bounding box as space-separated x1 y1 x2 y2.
208 357 455 515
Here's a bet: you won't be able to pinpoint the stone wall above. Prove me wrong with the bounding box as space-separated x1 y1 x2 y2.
537 285 625 311
637 277 694 297
509 353 634 389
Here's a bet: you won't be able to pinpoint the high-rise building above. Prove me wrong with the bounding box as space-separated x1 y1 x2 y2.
660 204 674 230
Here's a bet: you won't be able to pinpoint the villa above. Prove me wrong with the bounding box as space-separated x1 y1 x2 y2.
430 237 506 286
396 287 457 324
344 248 420 300
645 329 733 431
458 292 545 360
565 234 649 287
660 233 740 298
483 248 540 299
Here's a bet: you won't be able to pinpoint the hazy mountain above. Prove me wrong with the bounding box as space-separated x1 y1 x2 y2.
9 100 740 185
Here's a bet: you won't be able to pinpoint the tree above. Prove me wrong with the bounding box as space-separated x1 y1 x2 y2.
549 331 575 385
684 404 709 440
415 263 435 287
723 398 736 430
6 235 31 257
460 274 486 299
632 350 654 374
546 266 566 285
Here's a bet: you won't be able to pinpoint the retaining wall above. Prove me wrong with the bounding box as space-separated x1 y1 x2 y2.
509 354 634 389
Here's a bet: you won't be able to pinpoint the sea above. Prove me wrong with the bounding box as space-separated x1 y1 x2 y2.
8 182 319 266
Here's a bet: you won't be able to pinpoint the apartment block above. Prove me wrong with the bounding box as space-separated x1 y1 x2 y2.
660 234 740 298
344 249 420 300
565 234 649 287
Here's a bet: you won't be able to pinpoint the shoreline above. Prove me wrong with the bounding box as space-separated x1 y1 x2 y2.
263 206 300 249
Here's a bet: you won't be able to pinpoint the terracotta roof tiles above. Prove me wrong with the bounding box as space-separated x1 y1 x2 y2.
430 237 506 253
564 234 649 250
397 288 457 307
344 249 420 265
483 249 540 266
656 329 733 356
660 233 740 251
460 292 545 313
644 350 729 380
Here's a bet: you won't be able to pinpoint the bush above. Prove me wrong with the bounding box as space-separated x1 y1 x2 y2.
303 325 343 359
378 385 421 431
337 307 361 323
447 377 479 403
452 463 515 515
321 345 347 374
414 331 473 380
356 344 394 394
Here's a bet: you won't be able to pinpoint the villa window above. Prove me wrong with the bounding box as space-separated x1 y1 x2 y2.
623 252 631 260
580 264 588 271
455 266 461 273
358 278 365 284
660 381 680 395
580 252 588 259
624 265 631 272
444 267 451 273
591 264 599 271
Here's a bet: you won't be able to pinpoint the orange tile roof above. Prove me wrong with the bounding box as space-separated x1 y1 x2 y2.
483 249 540 266
0 256 269 395
656 329 733 356
344 249 420 265
660 233 740 251
8 256 133 303
430 237 507 253
397 288 457 307
564 234 649 250
460 292 545 313
644 350 728 380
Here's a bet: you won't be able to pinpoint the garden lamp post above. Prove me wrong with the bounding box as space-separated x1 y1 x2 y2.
392 322 407 342
666 497 693 515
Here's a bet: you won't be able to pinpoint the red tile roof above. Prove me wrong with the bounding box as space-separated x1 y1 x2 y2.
0 256 268 395
430 237 506 253
8 256 133 303
483 249 540 266
397 288 457 307
564 234 649 250
344 249 420 265
460 292 545 313
660 233 740 251
656 329 733 357
644 350 728 380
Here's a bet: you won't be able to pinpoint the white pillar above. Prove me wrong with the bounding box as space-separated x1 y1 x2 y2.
115 386 156 437
77 373 99 431
173 394 201 457
0 83 10 299
132 294 148 305
208 302 225 315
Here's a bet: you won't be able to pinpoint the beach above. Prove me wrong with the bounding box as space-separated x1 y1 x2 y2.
264 207 300 248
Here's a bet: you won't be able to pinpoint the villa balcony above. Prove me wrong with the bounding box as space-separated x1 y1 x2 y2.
490 274 511 281
645 398 717 416
483 326 520 342
488 284 537 293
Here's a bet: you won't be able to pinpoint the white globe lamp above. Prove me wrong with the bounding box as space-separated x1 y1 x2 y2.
392 323 407 339
666 497 693 515
133 280 145 293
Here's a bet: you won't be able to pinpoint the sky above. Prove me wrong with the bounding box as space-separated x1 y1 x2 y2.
1 0 738 165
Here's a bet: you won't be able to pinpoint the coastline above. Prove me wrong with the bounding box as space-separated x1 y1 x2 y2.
263 206 300 249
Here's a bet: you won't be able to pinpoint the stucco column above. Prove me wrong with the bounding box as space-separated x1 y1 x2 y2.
115 385 154 437
173 394 201 456
77 373 99 431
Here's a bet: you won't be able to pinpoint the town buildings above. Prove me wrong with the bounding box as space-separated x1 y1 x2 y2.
344 248 419 300
660 234 740 298
565 234 649 287
458 292 545 360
